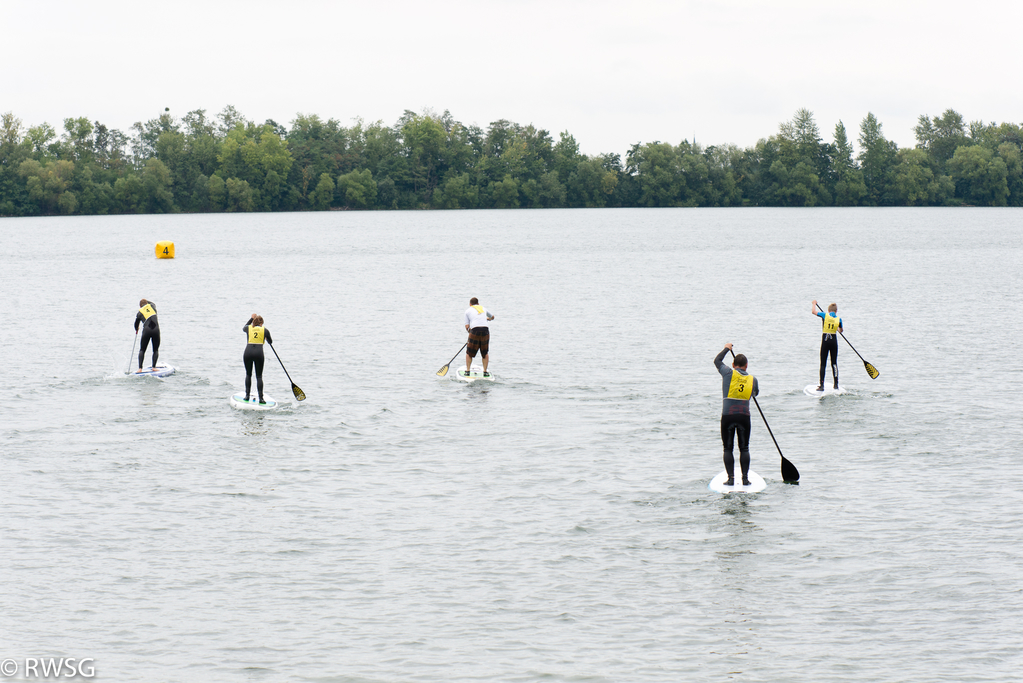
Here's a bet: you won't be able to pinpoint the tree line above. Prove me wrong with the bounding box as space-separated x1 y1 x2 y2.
1 106 1021 216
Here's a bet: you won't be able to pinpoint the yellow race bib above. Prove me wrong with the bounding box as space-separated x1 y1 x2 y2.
471 305 484 315
139 304 156 319
822 314 839 334
248 326 265 344
727 371 753 400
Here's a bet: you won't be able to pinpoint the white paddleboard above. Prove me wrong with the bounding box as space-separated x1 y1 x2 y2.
131 365 176 378
229 393 279 410
452 365 495 383
804 384 848 397
709 468 767 493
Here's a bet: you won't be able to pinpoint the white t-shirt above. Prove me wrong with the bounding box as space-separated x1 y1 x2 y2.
464 306 493 329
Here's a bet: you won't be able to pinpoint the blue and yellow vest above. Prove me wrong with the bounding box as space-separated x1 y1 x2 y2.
821 313 840 334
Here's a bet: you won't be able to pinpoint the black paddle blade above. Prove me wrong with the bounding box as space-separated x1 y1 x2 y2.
864 361 879 379
781 457 800 483
436 364 451 377
292 383 306 401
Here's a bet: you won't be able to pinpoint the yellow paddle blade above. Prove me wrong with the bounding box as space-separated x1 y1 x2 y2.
436 365 450 377
292 384 306 401
865 362 879 379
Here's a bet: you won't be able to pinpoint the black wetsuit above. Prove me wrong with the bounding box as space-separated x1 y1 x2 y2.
714 348 759 483
820 334 839 387
134 303 160 369
243 319 272 401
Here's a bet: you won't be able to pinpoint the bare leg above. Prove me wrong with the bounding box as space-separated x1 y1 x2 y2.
465 353 473 374
482 354 489 372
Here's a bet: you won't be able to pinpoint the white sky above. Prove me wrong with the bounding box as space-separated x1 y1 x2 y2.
4 0 1020 158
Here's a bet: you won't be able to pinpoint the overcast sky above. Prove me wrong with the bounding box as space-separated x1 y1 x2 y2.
4 0 1020 157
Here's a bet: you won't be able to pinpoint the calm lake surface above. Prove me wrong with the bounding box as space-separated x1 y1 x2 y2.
1 208 1021 682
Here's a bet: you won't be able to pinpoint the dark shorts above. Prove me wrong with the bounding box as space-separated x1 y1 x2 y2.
467 327 490 358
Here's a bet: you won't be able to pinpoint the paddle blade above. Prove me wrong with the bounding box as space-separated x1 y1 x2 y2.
864 361 879 379
781 457 800 483
436 364 450 377
292 383 306 401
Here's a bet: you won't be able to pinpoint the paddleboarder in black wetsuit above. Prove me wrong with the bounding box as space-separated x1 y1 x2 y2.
134 299 160 372
812 300 843 391
714 343 758 487
243 314 272 404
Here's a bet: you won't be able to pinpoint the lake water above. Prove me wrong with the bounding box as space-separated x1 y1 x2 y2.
1 208 1021 682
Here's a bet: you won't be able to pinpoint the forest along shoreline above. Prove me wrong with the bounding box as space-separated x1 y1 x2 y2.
1 107 1020 216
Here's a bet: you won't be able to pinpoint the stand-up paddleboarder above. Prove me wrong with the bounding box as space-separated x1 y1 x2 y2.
134 299 161 372
714 343 758 487
812 300 843 390
463 298 495 377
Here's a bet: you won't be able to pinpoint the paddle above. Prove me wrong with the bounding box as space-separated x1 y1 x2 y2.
436 343 468 377
729 349 800 483
127 329 138 374
268 342 306 401
815 302 879 379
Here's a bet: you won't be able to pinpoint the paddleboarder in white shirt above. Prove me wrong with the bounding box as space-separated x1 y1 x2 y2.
463 297 495 377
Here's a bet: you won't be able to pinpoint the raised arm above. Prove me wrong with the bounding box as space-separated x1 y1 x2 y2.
714 344 731 370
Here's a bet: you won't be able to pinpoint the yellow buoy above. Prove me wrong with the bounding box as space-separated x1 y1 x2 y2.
156 241 175 259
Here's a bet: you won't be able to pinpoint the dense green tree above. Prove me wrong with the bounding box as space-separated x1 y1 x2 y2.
947 145 1008 206
19 159 76 214
61 117 95 163
432 172 478 209
488 174 520 208
701 145 742 207
858 113 898 206
892 149 953 205
113 174 146 213
208 174 226 211
0 113 31 215
77 168 114 215
25 122 59 160
632 142 681 206
996 142 1023 206
831 121 866 206
914 109 968 174
337 169 377 209
141 159 175 213
309 173 335 210
225 177 256 212
566 158 616 207
537 171 567 208
400 112 447 198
